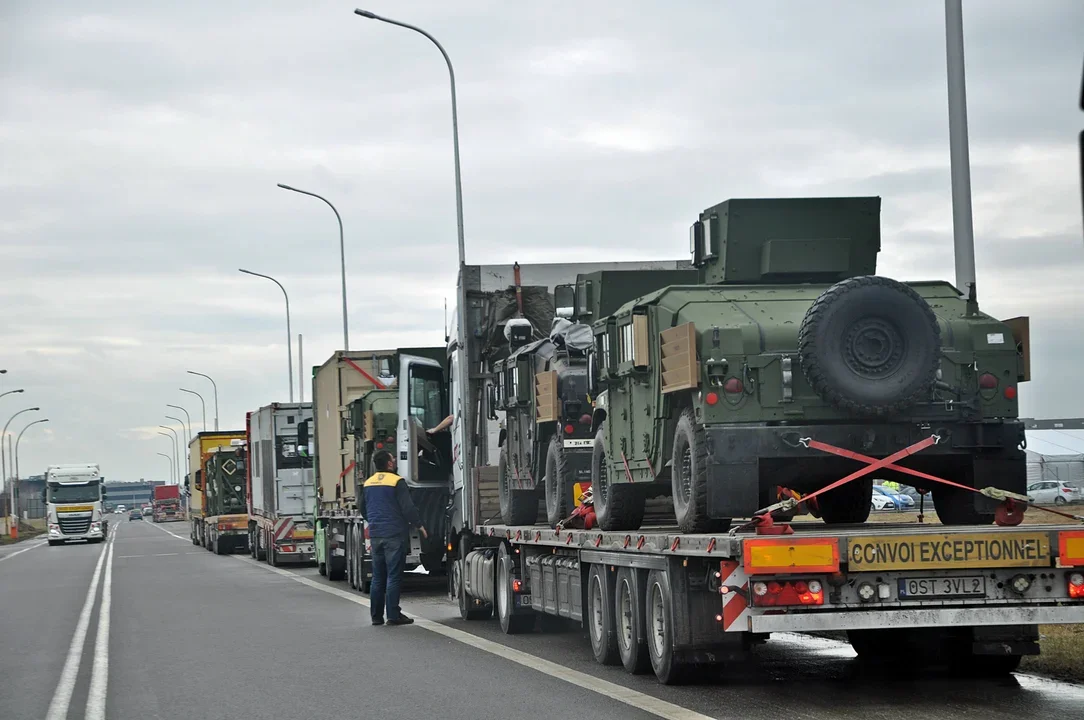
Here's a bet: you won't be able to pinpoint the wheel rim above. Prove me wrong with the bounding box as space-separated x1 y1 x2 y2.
843 316 904 379
589 575 604 645
498 558 510 617
453 559 463 601
596 452 609 506
649 583 666 658
618 578 633 652
678 439 693 504
547 453 558 511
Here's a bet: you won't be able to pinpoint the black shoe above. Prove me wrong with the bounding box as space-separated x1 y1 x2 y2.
372 618 385 626
387 615 414 626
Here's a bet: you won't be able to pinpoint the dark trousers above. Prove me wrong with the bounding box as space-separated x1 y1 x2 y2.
370 536 407 621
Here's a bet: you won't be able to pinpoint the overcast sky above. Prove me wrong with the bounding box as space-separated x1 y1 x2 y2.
2 0 1082 482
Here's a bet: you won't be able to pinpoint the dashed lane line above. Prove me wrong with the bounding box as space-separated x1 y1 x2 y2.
85 528 116 720
232 555 719 720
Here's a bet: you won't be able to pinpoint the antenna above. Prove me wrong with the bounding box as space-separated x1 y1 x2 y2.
444 297 449 343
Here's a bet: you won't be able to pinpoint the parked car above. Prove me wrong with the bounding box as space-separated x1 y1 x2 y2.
897 485 932 507
870 489 895 511
1027 480 1082 505
128 509 142 521
873 485 914 511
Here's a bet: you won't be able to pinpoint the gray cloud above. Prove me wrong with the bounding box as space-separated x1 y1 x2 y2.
2 0 1082 480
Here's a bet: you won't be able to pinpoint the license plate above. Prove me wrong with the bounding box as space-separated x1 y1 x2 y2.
517 594 532 606
563 439 593 449
898 575 986 599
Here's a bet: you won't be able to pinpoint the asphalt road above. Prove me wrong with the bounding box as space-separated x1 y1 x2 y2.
2 519 1082 720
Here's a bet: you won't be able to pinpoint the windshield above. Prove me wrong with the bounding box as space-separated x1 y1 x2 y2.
408 363 445 429
47 482 101 503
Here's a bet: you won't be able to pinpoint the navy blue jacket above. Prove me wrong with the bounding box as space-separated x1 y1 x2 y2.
359 471 422 540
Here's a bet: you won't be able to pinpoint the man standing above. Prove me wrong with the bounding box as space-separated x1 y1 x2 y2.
359 450 427 626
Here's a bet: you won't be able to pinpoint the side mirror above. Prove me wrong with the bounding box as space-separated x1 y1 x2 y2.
587 351 598 397
486 384 498 420
41 488 47 503
554 284 575 319
297 420 310 456
101 486 107 497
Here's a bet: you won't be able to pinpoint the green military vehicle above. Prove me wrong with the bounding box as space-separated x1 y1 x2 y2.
202 443 250 554
586 197 1030 532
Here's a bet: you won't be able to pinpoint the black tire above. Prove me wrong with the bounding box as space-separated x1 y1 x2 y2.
932 479 994 526
587 564 619 665
421 552 445 575
255 529 266 561
327 527 346 581
953 654 1022 677
456 554 492 621
645 569 688 684
213 537 224 555
615 567 651 674
592 423 646 531
359 557 373 595
497 543 534 634
817 478 873 524
545 435 570 528
1055 496 1067 506
498 446 538 526
798 275 940 416
346 527 357 590
249 529 256 558
671 409 730 533
268 534 280 566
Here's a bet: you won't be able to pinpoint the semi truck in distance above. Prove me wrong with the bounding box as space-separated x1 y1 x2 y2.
152 485 185 522
43 464 107 545
246 402 317 566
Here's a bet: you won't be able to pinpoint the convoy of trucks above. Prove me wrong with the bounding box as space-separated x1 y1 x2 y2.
151 195 1084 686
152 484 184 523
43 464 107 545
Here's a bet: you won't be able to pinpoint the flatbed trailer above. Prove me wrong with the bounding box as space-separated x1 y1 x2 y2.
203 513 249 555
458 517 1084 683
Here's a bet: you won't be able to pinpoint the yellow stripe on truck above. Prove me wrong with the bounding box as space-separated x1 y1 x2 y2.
56 505 95 513
293 529 314 540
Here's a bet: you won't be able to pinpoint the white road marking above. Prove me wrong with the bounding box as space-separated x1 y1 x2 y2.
0 539 47 563
44 532 113 720
85 530 116 720
145 522 188 541
235 557 717 720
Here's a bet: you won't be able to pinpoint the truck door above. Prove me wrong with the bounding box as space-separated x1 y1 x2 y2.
397 354 447 487
275 409 316 516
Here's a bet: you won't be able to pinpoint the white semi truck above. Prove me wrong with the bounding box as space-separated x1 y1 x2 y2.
43 464 107 545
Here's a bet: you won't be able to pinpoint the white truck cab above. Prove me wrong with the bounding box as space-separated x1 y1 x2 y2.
43 464 106 545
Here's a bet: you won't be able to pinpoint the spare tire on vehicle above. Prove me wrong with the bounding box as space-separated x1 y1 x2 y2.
798 276 940 416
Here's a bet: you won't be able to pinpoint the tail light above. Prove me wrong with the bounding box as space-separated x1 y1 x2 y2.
978 373 998 389
1064 487 1073 494
512 579 523 592
580 414 592 425
723 377 743 394
1004 386 1017 400
376 442 384 449
750 579 823 606
564 424 574 434
1068 573 1084 599
704 392 719 406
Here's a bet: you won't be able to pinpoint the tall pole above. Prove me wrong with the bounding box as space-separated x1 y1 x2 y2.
298 334 305 404
355 8 471 513
156 452 174 485
14 418 49 504
0 389 25 401
187 371 219 431
3 407 39 513
944 0 977 302
160 425 181 488
277 184 350 350
239 268 294 401
167 404 192 447
157 432 177 486
180 388 207 433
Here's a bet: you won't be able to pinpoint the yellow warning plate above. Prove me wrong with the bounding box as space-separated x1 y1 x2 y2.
847 532 1050 571
56 505 94 513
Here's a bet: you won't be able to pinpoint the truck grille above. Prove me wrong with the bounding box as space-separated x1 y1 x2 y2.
58 516 91 535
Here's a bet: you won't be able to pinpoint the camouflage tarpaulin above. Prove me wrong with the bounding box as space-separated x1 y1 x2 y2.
480 285 554 361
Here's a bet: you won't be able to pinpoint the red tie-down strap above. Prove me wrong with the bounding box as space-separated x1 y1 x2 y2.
755 434 1035 527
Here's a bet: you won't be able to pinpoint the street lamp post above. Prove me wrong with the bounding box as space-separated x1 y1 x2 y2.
14 417 49 486
276 183 349 350
157 432 177 487
354 8 472 508
186 371 219 431
944 0 977 302
239 268 294 401
179 388 207 432
0 389 25 401
3 407 39 528
156 452 174 485
166 404 192 447
159 425 181 489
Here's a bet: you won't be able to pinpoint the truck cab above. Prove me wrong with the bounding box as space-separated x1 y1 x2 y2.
43 464 106 545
